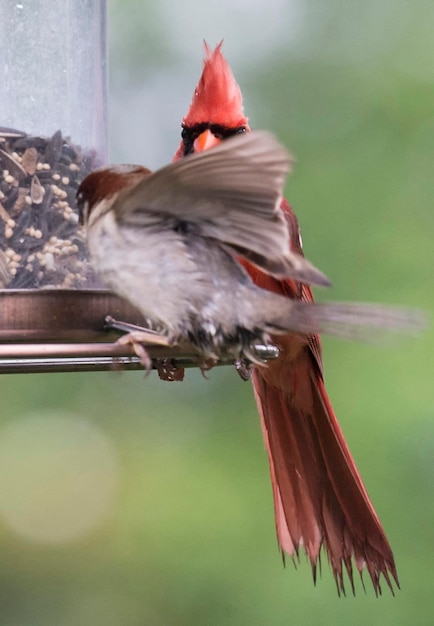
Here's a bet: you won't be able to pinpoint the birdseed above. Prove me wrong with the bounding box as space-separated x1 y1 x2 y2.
0 127 99 288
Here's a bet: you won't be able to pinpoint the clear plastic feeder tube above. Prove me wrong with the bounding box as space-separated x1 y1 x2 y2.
0 0 107 289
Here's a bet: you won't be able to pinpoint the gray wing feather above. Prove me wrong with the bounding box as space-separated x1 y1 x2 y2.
115 131 330 287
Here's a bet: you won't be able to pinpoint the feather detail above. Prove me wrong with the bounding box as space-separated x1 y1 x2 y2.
238 195 403 593
267 300 426 340
115 131 330 287
182 41 250 129
252 339 399 596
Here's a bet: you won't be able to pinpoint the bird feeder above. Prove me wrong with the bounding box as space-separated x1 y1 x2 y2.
0 0 278 374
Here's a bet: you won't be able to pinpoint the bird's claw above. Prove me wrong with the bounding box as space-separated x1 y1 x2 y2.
116 330 171 374
199 358 217 379
235 359 254 381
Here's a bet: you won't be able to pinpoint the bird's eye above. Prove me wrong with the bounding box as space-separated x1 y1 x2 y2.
76 190 84 211
209 125 247 140
181 126 195 156
76 192 85 224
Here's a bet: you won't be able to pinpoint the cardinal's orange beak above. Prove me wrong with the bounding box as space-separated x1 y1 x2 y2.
193 129 221 153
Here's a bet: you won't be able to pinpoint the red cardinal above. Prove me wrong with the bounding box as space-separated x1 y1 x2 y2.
173 43 398 595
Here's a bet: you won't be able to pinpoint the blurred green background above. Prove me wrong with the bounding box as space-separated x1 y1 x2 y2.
0 0 433 624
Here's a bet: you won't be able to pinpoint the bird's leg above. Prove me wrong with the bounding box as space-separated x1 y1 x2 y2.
116 330 172 373
198 357 218 379
104 316 173 373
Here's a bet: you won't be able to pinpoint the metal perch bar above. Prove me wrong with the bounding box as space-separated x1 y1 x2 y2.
0 341 206 374
0 342 279 374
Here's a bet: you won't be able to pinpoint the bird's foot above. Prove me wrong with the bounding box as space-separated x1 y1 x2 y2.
199 358 217 379
235 359 253 381
116 330 171 374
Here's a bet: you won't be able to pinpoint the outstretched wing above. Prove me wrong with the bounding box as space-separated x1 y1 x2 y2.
115 131 330 287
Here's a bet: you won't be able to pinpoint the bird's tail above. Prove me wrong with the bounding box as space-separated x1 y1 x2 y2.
268 299 426 341
252 360 399 595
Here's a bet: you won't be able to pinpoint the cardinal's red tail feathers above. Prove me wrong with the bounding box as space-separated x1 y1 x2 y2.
252 357 399 596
